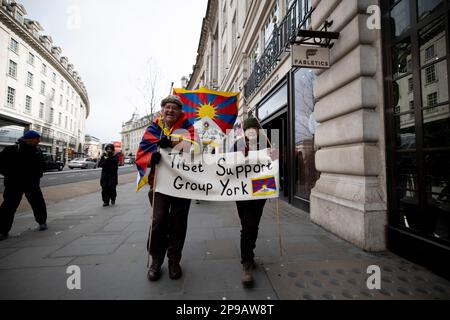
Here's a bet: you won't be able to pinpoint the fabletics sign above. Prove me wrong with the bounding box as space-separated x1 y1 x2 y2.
292 45 330 69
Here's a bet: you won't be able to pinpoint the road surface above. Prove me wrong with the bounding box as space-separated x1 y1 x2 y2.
0 165 136 193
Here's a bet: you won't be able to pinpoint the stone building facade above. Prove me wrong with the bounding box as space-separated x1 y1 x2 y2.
188 0 449 279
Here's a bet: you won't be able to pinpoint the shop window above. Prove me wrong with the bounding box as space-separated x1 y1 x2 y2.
294 69 318 200
418 0 443 20
390 0 411 37
385 3 450 244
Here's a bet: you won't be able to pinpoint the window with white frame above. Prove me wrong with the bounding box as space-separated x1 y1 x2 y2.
60 80 64 89
40 81 46 95
425 45 435 61
42 63 47 75
8 60 17 78
39 103 44 119
27 52 35 65
51 88 55 100
6 87 15 108
65 116 68 129
50 108 54 123
15 11 24 23
263 2 279 46
25 96 32 113
26 72 34 88
52 72 57 83
232 12 237 54
222 0 227 30
66 99 69 111
59 94 63 106
222 46 228 76
427 92 438 107
426 65 436 84
408 77 413 92
9 38 19 53
249 40 260 73
58 112 62 126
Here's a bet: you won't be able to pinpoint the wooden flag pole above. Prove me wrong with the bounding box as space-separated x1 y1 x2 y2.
146 130 164 269
146 157 159 268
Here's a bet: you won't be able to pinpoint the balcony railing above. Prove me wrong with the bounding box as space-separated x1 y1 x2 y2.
244 0 314 100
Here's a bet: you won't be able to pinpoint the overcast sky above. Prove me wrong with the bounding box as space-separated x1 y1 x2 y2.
20 0 207 142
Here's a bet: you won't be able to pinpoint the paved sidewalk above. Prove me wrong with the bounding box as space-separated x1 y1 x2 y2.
0 182 449 300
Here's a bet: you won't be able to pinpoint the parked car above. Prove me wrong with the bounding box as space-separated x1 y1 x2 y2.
124 157 134 164
43 153 64 172
68 158 97 169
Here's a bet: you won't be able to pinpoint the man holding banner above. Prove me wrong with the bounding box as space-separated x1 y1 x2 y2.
135 95 198 282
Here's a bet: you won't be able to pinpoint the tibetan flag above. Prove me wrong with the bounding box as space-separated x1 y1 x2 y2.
135 113 198 192
251 176 277 197
173 87 239 134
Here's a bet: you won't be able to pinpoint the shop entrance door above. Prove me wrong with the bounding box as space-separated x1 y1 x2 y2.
262 110 288 199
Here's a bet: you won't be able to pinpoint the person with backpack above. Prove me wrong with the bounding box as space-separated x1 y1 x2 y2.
0 130 48 241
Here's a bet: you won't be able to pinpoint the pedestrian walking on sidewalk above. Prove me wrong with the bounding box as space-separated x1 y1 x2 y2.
98 144 119 207
0 130 48 241
235 117 268 287
135 95 198 282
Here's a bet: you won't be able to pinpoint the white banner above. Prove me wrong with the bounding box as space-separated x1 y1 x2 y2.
155 148 279 201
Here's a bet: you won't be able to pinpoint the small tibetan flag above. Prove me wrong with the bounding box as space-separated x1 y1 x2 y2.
251 176 277 197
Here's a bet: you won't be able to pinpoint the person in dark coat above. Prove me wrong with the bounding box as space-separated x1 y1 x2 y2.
98 144 119 207
235 117 268 287
0 130 48 241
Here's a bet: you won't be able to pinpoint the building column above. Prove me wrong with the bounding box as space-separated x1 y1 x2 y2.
310 0 388 251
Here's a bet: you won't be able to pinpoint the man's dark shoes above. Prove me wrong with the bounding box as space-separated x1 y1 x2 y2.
103 202 109 207
38 224 48 231
0 233 8 241
147 261 162 282
111 200 116 206
168 261 182 280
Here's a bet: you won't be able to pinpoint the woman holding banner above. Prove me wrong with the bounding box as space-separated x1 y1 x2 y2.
235 117 268 287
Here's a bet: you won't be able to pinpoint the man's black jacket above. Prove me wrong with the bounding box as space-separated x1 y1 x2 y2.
98 153 119 188
0 140 45 187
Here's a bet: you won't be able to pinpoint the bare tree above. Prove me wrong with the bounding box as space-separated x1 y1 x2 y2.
132 59 163 122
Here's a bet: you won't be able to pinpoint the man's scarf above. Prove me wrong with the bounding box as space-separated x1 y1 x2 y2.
135 113 198 192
